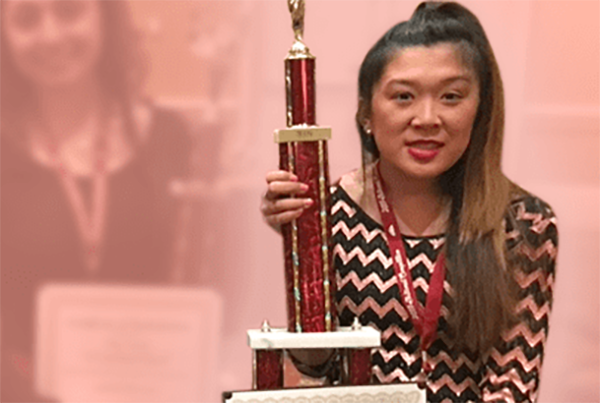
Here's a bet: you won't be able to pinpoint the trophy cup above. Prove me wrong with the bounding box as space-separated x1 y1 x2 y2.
223 1 424 401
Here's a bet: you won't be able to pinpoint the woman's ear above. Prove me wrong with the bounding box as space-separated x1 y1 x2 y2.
363 120 372 135
357 96 372 134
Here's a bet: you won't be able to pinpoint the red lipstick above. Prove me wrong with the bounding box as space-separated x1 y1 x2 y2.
406 140 442 162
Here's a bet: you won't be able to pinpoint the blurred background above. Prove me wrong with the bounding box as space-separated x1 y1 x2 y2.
1 1 598 402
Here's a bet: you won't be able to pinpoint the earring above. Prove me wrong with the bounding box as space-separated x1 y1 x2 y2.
363 125 372 135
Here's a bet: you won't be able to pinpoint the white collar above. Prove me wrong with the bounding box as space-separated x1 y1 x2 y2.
29 103 152 177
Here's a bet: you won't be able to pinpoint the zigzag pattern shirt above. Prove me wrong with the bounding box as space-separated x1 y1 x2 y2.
332 185 558 403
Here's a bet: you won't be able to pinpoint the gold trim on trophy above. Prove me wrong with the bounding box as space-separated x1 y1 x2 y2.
285 63 294 127
287 142 303 332
318 140 332 331
287 0 314 59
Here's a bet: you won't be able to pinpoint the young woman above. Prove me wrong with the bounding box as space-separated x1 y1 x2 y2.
1 1 191 400
261 2 558 402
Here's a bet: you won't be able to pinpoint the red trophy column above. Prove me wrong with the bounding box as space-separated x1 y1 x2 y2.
279 54 336 335
254 349 283 390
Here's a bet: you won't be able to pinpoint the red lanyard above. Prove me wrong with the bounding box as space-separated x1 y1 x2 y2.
373 164 446 351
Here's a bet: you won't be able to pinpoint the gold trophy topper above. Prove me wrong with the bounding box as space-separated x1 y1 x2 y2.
288 0 305 42
287 0 313 59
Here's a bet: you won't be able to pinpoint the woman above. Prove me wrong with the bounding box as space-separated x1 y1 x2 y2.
261 2 557 402
1 1 191 401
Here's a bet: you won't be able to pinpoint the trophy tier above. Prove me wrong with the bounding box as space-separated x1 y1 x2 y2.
248 318 381 390
248 320 381 350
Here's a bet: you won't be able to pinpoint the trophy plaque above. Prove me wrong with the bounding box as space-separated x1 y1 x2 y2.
36 284 223 402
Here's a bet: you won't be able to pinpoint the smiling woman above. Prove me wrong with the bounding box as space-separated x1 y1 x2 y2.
368 44 479 187
2 0 104 87
261 2 557 402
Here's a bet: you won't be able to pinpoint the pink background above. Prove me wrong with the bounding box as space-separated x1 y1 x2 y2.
2 1 598 401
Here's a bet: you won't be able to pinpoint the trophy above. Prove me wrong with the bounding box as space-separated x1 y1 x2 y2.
249 0 379 390
224 1 424 401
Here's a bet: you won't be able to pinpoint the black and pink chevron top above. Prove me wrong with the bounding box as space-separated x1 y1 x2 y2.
331 184 558 403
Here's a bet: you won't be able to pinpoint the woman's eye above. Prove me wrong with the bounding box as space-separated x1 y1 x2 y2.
395 93 413 102
443 93 463 102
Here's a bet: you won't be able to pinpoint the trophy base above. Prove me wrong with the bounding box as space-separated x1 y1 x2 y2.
248 321 380 391
247 324 380 350
224 383 426 403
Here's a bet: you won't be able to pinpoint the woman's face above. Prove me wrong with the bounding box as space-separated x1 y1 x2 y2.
367 43 480 181
2 0 103 88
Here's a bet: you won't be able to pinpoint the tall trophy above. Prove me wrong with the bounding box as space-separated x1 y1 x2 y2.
223 1 424 401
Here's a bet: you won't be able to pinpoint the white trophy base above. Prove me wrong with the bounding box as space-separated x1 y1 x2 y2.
247 321 381 350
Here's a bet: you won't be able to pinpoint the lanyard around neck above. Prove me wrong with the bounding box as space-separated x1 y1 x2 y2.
372 163 446 351
48 131 109 275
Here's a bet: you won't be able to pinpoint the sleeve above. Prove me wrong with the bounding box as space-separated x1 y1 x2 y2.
286 348 341 386
481 197 558 403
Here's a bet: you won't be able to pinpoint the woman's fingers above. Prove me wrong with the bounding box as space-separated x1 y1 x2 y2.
265 170 298 183
261 196 313 215
265 181 308 200
261 195 313 229
264 208 305 228
262 170 313 230
265 171 308 200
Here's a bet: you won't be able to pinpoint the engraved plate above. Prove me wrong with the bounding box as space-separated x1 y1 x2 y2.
274 126 332 143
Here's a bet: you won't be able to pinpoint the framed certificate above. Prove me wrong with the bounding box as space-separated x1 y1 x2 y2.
223 383 425 403
35 284 222 402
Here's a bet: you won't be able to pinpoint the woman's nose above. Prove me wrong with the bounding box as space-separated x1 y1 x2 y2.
411 98 441 129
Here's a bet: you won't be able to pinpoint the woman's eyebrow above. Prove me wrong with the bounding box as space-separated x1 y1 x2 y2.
384 75 475 88
384 79 416 87
440 75 476 84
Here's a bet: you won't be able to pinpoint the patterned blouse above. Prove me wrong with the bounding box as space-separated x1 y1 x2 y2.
332 184 557 403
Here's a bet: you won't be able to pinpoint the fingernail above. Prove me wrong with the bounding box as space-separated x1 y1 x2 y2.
304 199 314 207
290 175 298 182
300 184 309 192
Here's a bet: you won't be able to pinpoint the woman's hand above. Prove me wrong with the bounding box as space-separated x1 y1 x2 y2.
261 170 313 233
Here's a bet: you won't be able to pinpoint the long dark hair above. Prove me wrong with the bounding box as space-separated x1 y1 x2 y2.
356 1 516 355
1 1 146 144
